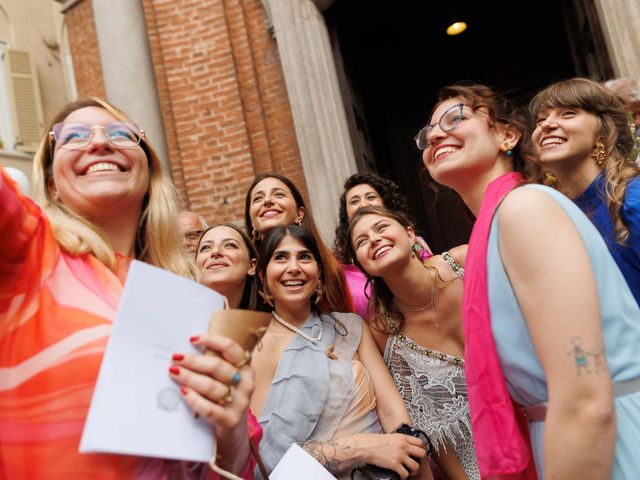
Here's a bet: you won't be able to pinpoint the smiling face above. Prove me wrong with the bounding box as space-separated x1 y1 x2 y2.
264 235 320 312
531 107 601 169
249 177 304 235
421 98 505 188
196 225 256 295
48 106 149 219
345 183 384 220
350 213 415 278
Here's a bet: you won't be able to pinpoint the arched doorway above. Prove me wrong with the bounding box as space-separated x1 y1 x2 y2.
326 0 611 252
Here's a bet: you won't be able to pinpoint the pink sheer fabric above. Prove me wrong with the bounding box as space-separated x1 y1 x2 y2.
462 172 536 478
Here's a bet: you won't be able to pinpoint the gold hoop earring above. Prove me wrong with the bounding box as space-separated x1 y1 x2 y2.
295 218 302 226
314 283 323 305
258 288 274 307
592 142 606 166
251 227 263 241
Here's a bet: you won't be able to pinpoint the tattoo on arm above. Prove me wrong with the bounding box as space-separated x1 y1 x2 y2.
302 438 359 475
568 336 605 375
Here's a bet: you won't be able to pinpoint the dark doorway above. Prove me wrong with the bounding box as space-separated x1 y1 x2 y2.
326 0 610 252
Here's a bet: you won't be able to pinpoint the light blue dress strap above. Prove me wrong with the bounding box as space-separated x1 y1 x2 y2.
487 184 640 479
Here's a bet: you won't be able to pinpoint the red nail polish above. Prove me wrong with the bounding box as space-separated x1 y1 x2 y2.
169 366 180 375
189 335 200 343
180 386 188 395
172 353 184 361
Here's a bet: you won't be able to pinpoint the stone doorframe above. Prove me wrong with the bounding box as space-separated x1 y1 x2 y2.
260 0 356 243
262 0 640 243
593 0 640 79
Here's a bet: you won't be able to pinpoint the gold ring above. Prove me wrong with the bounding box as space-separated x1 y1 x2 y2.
234 350 252 369
217 384 235 406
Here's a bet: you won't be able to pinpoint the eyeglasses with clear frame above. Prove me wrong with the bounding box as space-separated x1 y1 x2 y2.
414 103 470 150
49 122 145 150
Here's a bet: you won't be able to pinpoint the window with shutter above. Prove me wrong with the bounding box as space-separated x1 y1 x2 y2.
0 40 14 151
5 48 44 153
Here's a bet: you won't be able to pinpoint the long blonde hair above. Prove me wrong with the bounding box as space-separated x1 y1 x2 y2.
530 78 638 243
32 98 192 277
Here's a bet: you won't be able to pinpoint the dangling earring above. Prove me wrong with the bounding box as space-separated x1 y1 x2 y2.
592 142 606 166
503 141 513 157
251 227 262 241
411 242 420 258
258 288 274 307
314 283 323 305
295 218 302 226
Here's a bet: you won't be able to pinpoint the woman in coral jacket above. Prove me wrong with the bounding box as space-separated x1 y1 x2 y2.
0 98 260 479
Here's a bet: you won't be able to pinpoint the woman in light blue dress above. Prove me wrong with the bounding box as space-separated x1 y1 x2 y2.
417 83 640 478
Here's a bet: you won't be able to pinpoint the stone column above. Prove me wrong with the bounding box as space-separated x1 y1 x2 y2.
91 0 169 172
593 0 640 78
261 0 357 243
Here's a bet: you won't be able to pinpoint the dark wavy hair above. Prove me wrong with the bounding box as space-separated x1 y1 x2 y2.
425 83 541 184
530 77 638 244
333 173 411 264
257 225 347 335
244 173 354 313
195 223 259 310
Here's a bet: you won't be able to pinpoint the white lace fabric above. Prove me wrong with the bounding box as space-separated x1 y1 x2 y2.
384 333 480 479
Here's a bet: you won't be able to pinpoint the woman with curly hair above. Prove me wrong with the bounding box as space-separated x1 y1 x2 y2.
530 77 640 304
333 173 432 319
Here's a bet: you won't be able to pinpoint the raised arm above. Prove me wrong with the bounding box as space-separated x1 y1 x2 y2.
358 321 411 431
498 188 615 479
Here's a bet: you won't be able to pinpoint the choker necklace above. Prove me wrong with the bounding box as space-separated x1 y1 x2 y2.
271 311 323 344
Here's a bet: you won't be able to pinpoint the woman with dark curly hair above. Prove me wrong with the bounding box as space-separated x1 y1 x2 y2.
530 77 640 305
333 173 432 319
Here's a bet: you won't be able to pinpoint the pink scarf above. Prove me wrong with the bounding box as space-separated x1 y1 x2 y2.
463 172 537 479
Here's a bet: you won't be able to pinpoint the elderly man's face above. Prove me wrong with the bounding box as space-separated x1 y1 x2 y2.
178 212 207 256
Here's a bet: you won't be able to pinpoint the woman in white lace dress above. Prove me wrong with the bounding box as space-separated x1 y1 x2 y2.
348 206 478 480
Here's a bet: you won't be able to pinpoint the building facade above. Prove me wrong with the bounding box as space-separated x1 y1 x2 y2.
3 0 640 244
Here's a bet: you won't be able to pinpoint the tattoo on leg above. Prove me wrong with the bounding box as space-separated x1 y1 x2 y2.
302 438 358 475
568 337 605 375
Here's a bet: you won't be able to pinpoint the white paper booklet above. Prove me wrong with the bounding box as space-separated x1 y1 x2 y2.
80 260 226 462
269 443 337 480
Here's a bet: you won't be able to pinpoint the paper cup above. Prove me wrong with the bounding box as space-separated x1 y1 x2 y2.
207 309 271 353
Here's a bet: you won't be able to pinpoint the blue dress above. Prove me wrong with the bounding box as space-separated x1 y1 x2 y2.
574 172 640 306
487 184 640 478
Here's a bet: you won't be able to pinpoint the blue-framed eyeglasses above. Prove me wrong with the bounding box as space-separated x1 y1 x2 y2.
414 103 469 150
49 121 145 150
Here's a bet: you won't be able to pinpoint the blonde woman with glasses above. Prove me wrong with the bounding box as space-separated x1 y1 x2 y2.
0 98 261 479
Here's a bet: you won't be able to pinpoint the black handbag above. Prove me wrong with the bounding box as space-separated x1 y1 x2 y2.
350 424 433 480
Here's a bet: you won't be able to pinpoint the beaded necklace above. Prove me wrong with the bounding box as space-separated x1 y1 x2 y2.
271 311 323 344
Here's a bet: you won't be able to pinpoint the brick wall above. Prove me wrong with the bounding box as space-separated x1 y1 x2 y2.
62 0 305 226
64 0 105 99
142 0 305 225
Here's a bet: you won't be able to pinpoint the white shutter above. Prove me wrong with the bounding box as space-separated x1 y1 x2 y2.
5 49 44 153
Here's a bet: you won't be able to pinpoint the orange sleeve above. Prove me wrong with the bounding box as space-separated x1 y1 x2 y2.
0 167 53 329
